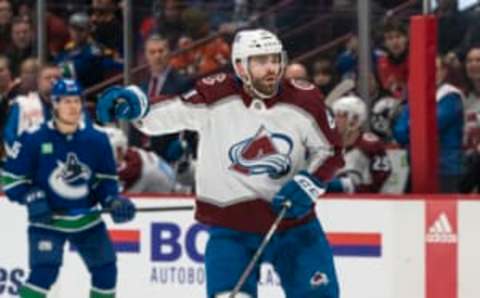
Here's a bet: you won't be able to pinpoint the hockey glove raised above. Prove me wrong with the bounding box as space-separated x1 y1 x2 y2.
24 188 52 224
107 196 136 223
272 171 326 219
96 85 149 124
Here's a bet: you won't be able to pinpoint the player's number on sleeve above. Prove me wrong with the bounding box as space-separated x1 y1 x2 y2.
372 155 391 172
201 73 227 85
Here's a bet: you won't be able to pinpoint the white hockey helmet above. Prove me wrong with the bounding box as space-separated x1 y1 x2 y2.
231 28 287 98
331 95 368 127
370 96 399 138
102 126 128 158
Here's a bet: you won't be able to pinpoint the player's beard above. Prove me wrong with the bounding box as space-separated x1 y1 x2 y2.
250 74 280 98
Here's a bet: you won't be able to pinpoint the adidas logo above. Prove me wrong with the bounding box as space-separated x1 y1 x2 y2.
426 212 457 243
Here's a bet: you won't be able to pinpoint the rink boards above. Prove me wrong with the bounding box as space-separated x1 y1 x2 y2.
1 194 480 298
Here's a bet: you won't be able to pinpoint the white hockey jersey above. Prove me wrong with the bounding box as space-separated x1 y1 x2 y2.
118 147 190 193
335 132 391 193
135 73 344 233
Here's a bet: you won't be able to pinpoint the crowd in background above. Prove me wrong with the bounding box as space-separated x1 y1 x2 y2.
1 0 480 194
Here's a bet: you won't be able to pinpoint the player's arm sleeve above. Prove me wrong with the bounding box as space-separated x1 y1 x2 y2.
3 103 19 146
133 89 209 136
437 93 463 131
92 134 120 206
1 133 37 204
305 109 345 181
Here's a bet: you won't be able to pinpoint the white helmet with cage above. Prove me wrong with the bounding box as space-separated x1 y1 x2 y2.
231 28 287 98
331 95 368 128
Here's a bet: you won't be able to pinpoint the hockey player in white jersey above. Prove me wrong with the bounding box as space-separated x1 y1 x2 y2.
328 95 391 193
102 126 192 193
2 79 135 298
97 29 344 298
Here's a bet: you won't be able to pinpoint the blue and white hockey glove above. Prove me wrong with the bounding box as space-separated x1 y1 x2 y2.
23 188 52 224
96 85 149 124
272 171 326 219
107 196 136 223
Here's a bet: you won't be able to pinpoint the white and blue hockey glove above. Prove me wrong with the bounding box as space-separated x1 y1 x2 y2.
96 85 149 124
23 188 52 224
272 171 326 219
107 196 136 223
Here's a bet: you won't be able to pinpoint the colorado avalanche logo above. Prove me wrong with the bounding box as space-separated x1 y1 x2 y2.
310 271 329 288
48 153 92 200
229 126 293 179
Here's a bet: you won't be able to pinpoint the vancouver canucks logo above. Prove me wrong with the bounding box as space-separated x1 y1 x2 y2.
48 153 92 200
229 126 293 179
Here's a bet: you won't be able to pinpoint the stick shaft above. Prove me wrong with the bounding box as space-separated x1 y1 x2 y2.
101 205 194 214
229 202 290 297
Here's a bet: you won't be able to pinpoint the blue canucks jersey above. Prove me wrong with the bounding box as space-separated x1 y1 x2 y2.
1 121 119 232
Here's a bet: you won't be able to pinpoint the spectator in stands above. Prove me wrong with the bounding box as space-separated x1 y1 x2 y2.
284 62 309 81
460 45 480 192
141 34 191 97
55 12 122 89
393 56 464 193
463 45 480 154
435 0 468 56
91 0 123 53
6 17 34 76
375 18 409 99
312 58 338 96
0 0 13 52
16 57 38 94
46 11 70 57
140 0 187 48
132 34 194 164
171 8 230 76
0 54 19 99
16 1 33 20
335 35 361 80
0 55 17 162
3 63 61 147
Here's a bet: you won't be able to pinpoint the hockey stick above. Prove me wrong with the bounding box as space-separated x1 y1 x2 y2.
101 205 194 214
324 78 355 107
229 200 292 298
58 205 194 216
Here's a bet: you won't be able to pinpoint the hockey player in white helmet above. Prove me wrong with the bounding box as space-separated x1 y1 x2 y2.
329 95 391 193
102 126 191 193
97 28 343 298
230 29 287 99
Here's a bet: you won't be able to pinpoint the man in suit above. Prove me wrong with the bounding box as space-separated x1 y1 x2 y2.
133 34 195 166
141 33 191 97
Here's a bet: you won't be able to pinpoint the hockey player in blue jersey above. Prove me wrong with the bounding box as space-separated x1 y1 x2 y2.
1 79 136 298
96 29 343 298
